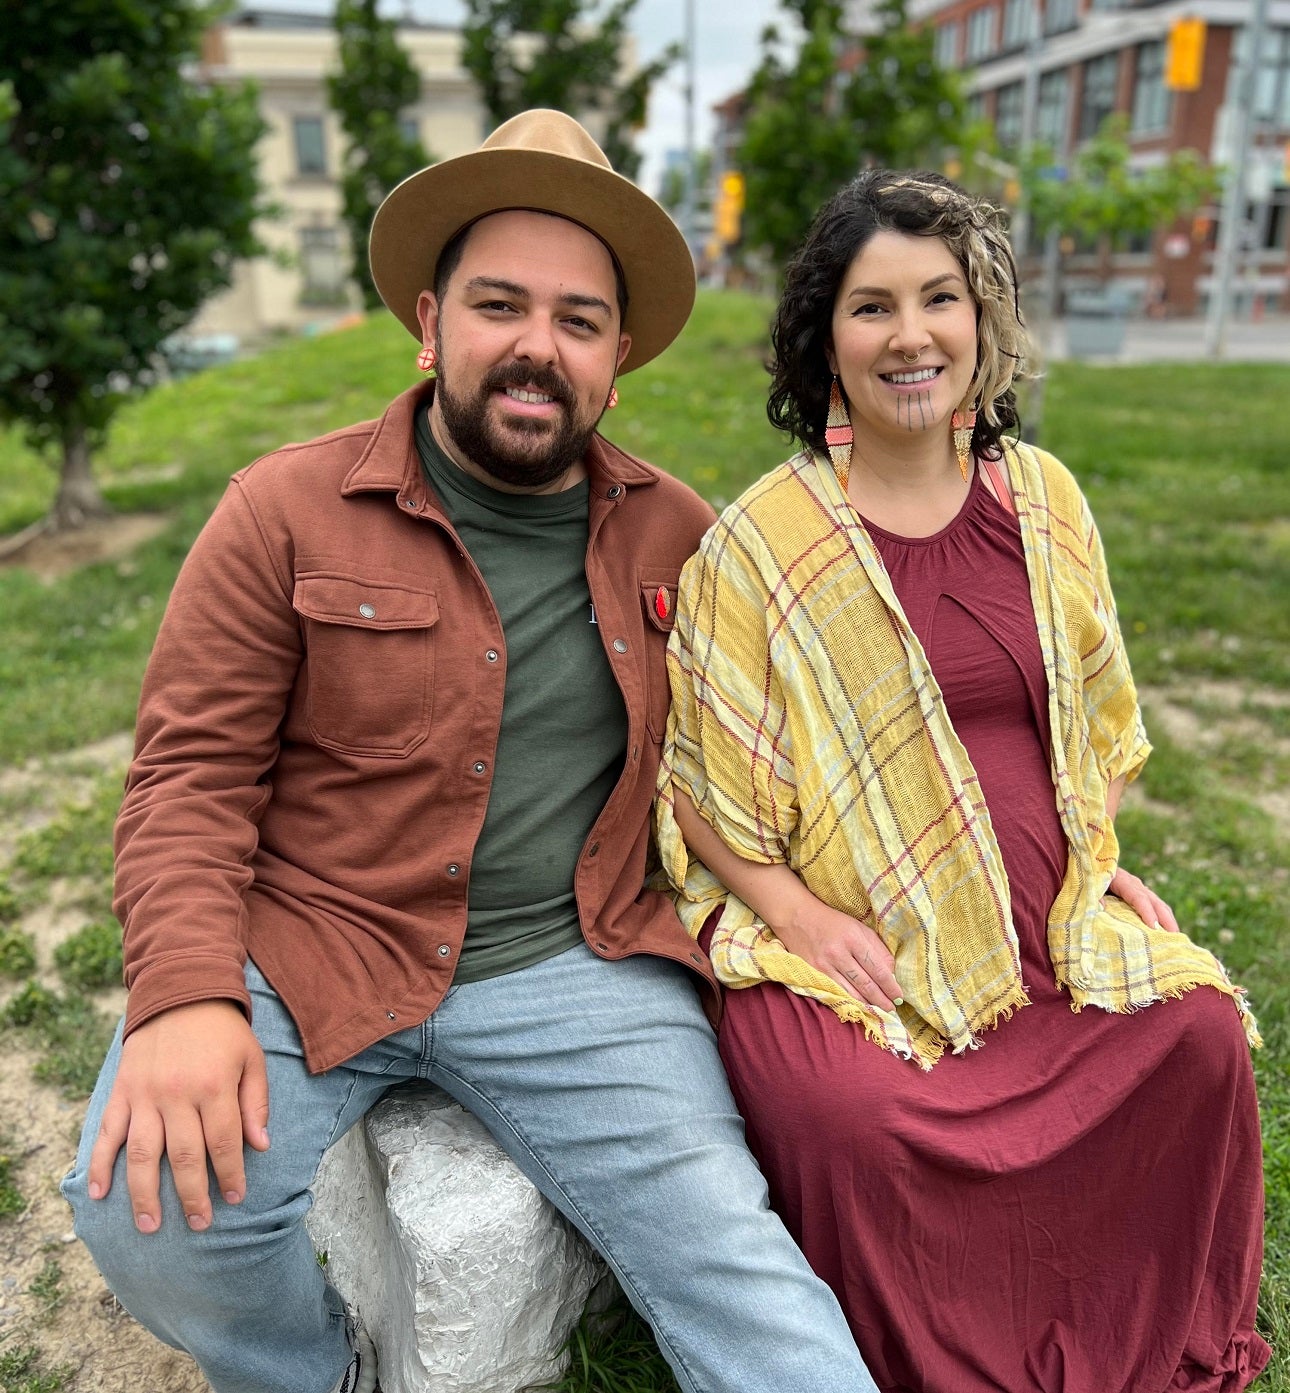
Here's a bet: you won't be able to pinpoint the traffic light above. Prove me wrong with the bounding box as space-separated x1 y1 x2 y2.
715 171 745 246
1165 17 1205 91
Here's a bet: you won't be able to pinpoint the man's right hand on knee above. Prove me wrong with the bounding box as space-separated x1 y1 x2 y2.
86 1000 270 1234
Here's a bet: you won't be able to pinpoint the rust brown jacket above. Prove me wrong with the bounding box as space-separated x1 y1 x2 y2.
114 381 719 1073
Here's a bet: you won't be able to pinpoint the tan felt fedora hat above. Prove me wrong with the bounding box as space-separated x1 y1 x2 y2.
369 108 696 374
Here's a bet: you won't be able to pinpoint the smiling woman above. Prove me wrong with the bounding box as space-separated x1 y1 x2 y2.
655 169 1269 1393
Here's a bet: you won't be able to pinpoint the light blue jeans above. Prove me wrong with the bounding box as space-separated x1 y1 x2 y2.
64 946 879 1393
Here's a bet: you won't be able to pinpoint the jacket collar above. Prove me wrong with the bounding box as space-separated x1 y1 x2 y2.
340 380 659 505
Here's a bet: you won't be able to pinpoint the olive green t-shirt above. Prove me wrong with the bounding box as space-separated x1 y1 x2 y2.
415 411 627 981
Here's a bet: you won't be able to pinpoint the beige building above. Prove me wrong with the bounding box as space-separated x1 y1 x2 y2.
192 7 486 344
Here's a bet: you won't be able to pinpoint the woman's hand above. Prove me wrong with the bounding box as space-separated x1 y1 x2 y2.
1108 866 1179 933
670 789 904 1012
774 896 904 1014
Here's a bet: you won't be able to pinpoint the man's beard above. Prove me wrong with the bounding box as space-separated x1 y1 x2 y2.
434 350 602 489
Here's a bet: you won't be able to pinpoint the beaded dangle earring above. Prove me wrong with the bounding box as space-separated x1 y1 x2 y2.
416 346 437 378
952 407 977 482
825 375 854 489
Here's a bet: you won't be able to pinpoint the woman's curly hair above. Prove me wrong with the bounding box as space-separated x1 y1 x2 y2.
767 169 1031 462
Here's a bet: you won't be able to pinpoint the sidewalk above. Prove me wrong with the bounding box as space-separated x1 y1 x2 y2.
1042 313 1290 364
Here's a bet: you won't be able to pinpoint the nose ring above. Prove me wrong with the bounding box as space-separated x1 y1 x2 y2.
901 351 923 364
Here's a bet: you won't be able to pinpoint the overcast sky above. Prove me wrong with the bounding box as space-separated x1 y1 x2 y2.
261 0 791 193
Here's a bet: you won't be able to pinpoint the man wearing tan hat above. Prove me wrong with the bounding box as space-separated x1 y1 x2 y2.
61 111 880 1393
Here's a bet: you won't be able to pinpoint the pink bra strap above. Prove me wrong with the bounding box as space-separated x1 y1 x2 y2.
980 454 1016 517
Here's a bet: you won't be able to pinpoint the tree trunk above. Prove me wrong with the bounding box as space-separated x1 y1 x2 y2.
50 421 111 531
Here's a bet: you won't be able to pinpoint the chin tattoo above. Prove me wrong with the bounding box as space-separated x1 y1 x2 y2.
895 391 936 432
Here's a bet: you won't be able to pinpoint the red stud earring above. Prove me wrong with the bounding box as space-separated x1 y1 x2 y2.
416 346 437 377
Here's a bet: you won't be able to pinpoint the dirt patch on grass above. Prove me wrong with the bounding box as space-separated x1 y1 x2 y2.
0 514 168 583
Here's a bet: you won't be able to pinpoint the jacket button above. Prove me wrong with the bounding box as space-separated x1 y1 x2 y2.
437 944 451 958
447 863 460 876
485 649 499 662
612 638 628 653
403 498 419 510
358 603 376 619
473 761 487 774
607 484 622 498
596 941 609 951
387 1010 396 1020
690 952 704 964
587 842 600 858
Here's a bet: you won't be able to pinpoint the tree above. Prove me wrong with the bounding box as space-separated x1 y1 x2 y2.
328 0 430 310
738 0 981 269
460 0 678 180
1020 115 1219 282
0 0 268 532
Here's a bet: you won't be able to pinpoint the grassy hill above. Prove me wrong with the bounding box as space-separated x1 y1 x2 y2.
1 290 1287 1390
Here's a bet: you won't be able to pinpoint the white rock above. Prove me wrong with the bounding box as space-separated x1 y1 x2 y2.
308 1081 613 1393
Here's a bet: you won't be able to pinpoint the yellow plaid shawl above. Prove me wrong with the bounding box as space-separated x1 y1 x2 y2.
655 442 1259 1068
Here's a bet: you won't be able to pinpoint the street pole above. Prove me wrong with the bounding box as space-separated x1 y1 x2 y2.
1203 0 1271 358
681 0 697 259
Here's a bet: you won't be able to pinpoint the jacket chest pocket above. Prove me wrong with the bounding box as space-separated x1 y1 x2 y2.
293 574 438 757
640 576 679 743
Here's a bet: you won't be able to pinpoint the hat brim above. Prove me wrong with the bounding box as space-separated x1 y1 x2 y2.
369 147 696 374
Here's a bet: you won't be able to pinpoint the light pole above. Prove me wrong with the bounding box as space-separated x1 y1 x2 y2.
1203 0 1272 358
681 0 698 256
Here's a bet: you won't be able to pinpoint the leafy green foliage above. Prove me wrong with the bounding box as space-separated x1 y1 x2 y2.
460 1 678 179
0 930 36 980
0 0 269 526
327 0 429 309
739 0 982 267
1 982 116 1097
0 1344 75 1393
0 1144 25 1219
54 918 123 991
27 1259 65 1322
1022 115 1218 259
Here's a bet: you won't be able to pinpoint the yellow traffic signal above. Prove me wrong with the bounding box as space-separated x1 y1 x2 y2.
715 170 745 245
721 171 746 212
1165 17 1205 91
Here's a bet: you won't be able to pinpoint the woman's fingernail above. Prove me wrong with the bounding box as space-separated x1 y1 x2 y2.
88 1181 103 1200
893 997 904 1007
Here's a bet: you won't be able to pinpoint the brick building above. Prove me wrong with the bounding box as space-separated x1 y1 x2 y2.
908 0 1290 314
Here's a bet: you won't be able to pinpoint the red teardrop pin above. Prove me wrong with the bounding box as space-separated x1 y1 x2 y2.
654 586 670 620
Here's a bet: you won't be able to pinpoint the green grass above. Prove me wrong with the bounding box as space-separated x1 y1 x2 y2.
0 1344 74 1393
1 294 1287 1389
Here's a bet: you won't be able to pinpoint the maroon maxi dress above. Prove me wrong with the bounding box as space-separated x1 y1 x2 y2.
711 468 1268 1393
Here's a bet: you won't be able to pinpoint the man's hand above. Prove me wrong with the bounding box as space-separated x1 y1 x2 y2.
87 1000 270 1234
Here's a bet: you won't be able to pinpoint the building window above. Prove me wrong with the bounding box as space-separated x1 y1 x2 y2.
1259 186 1289 250
1001 0 1030 50
1131 40 1172 133
965 6 997 62
398 116 421 149
1043 0 1078 36
966 90 987 122
934 20 961 67
299 225 348 306
1037 69 1070 150
994 81 1025 150
1231 26 1290 123
293 116 327 177
1079 52 1119 140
